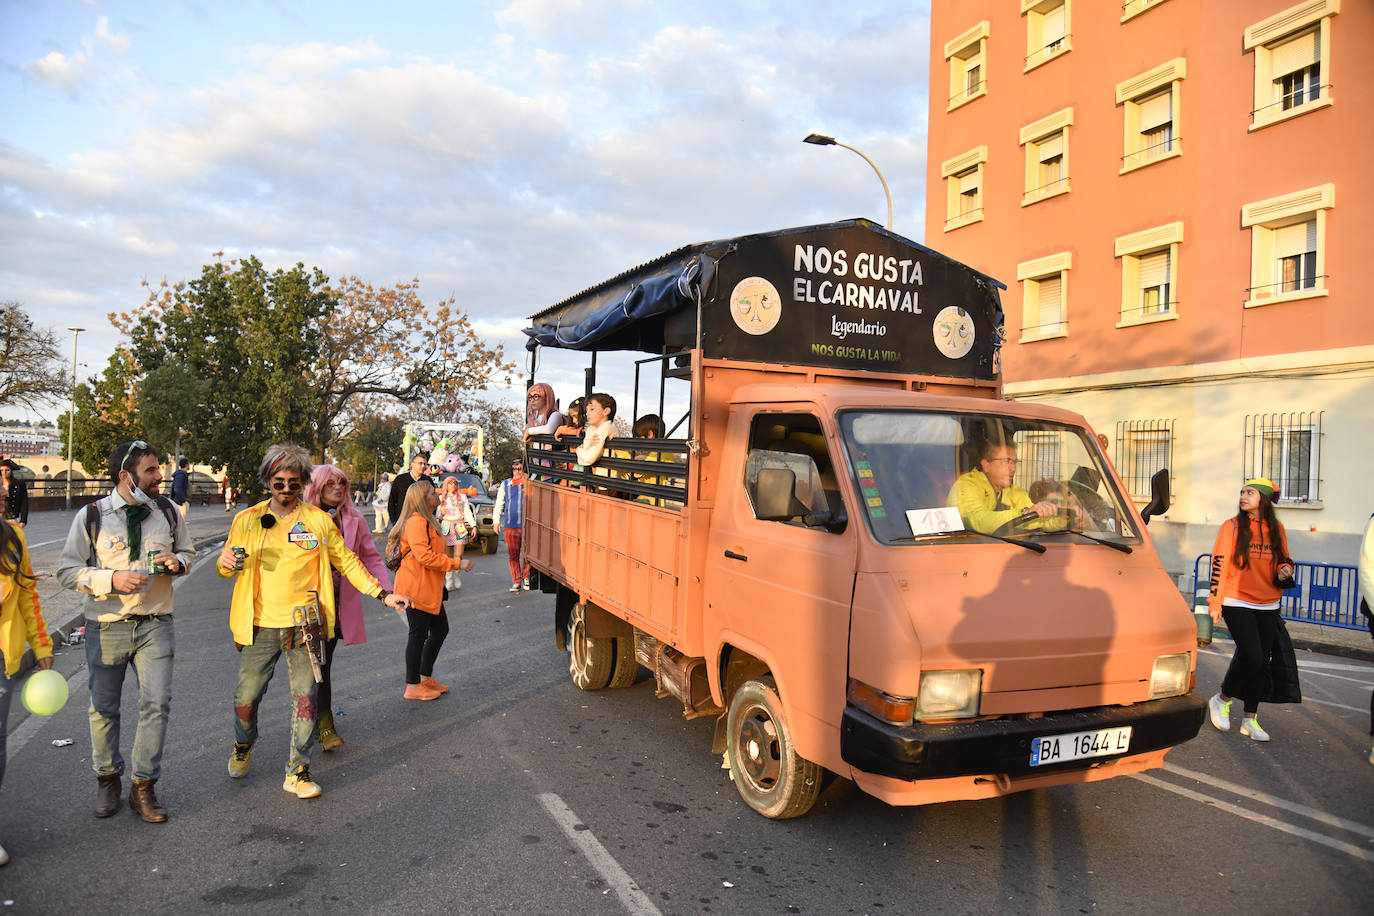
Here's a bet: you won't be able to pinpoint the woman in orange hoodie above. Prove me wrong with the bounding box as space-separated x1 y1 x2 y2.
388 481 472 701
1206 477 1292 743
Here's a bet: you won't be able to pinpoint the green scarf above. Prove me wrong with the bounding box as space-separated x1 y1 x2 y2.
125 503 151 561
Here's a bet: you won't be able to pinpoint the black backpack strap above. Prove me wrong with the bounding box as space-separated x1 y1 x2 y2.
155 495 178 532
84 501 102 564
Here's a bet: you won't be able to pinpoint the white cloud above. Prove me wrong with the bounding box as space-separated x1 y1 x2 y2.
21 14 132 96
93 15 130 53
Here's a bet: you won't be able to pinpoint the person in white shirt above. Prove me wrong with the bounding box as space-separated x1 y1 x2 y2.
373 473 392 533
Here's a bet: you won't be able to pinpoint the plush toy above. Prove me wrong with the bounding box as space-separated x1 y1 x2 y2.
444 455 461 473
430 447 449 469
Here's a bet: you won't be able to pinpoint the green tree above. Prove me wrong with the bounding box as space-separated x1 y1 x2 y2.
57 349 144 477
119 257 333 491
138 358 211 462
335 413 404 482
0 301 69 413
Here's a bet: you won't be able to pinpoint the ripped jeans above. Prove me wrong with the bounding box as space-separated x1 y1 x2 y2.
233 626 318 775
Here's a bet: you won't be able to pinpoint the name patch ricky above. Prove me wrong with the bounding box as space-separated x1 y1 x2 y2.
288 523 319 550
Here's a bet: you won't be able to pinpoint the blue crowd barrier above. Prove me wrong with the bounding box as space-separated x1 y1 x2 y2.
1191 553 1365 631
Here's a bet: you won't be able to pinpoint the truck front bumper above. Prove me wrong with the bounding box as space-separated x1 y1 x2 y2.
840 693 1205 781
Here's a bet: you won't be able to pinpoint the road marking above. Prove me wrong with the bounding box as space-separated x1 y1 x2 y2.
1200 648 1373 686
26 538 67 549
1300 695 1368 714
1132 773 1374 864
1160 762 1374 839
537 792 663 916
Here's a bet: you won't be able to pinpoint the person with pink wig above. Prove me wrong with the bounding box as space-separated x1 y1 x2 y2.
303 464 392 751
523 383 564 442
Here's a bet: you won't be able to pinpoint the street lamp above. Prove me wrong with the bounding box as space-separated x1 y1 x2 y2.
803 133 894 231
65 326 85 510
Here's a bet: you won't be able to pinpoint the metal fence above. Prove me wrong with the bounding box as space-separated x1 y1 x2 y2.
1191 553 1365 630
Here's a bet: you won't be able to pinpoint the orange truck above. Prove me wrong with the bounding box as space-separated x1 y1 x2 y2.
523 219 1204 818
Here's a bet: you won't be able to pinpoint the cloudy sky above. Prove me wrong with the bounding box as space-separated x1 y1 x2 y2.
1 0 931 423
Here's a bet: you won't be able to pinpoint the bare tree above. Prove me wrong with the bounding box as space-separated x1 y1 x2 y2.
0 301 69 413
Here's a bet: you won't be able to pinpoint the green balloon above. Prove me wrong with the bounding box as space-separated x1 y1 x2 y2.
22 668 68 716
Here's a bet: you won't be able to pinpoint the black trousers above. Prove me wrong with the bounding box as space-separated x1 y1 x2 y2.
1220 606 1280 714
405 607 449 684
316 636 340 717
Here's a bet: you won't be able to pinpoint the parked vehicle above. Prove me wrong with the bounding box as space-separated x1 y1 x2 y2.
523 220 1204 818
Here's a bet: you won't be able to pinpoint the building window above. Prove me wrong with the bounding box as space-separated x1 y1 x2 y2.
1241 183 1333 307
1114 222 1183 327
1115 419 1173 500
1244 411 1323 503
1019 107 1073 204
1245 0 1337 131
945 21 990 111
1016 251 1071 342
941 146 987 232
1023 0 1071 71
1121 0 1170 23
1116 58 1186 173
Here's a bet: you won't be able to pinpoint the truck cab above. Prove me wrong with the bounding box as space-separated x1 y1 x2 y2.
522 220 1204 818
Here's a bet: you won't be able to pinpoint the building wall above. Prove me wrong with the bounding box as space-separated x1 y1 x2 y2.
926 0 1374 577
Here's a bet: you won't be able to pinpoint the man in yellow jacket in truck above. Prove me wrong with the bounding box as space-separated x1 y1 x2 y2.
949 440 1079 535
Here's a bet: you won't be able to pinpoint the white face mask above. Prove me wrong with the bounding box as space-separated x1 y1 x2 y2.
130 483 155 506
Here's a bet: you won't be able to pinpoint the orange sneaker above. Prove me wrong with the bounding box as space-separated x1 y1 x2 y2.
421 676 450 695
403 682 441 701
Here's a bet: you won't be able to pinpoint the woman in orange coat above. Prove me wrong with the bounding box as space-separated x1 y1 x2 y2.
388 481 471 701
1206 477 1292 743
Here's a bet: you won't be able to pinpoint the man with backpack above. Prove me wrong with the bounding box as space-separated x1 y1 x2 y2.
170 457 191 518
57 440 195 824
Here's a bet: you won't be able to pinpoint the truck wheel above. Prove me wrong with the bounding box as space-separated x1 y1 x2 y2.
482 535 498 555
606 630 638 689
567 603 614 690
726 676 822 819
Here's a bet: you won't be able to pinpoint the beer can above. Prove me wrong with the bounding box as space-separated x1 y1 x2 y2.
147 549 168 574
231 546 247 570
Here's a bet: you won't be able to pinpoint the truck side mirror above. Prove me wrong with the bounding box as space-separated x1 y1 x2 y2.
803 502 848 533
754 467 799 520
1140 469 1170 525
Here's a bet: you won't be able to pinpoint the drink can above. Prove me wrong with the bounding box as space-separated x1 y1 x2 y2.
231 546 247 570
147 549 168 574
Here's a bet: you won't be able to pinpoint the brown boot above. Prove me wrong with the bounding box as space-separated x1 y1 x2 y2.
94 774 121 818
128 779 168 823
317 712 344 752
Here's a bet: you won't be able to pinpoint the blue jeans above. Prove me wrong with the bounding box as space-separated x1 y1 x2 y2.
87 616 175 781
233 627 318 774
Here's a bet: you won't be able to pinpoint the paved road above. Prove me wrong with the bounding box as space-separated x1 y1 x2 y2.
2 525 1372 914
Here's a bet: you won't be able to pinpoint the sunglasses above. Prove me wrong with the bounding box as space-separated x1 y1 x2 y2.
323 479 349 487
271 479 303 492
120 440 150 473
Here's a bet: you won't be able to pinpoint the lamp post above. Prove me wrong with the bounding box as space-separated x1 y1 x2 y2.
64 326 85 510
803 133 893 230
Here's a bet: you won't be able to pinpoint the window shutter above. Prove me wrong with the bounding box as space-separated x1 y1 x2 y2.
1137 91 1172 130
1274 220 1316 258
1037 276 1063 327
1043 5 1066 45
1037 134 1063 162
958 169 980 194
1138 250 1170 289
1270 30 1319 77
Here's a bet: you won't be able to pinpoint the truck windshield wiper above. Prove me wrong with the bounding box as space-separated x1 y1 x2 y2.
1027 527 1134 553
890 530 1046 553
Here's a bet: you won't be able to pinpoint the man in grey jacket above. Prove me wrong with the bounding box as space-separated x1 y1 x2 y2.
57 440 195 823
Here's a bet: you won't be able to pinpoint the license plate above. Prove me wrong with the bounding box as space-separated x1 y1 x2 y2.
1029 726 1132 766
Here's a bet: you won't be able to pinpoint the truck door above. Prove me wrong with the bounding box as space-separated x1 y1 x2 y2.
704 409 859 768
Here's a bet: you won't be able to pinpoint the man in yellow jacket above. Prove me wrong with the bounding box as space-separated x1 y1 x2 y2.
217 444 409 799
948 441 1076 535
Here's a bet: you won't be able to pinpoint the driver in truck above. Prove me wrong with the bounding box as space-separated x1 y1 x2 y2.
949 441 1078 535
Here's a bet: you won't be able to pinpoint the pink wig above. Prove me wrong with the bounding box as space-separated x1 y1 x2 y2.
526 382 558 427
305 464 364 526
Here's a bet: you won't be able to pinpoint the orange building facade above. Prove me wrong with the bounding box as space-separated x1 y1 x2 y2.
925 0 1373 578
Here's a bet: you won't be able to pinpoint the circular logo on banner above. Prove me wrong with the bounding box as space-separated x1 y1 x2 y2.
932 306 975 359
729 276 782 335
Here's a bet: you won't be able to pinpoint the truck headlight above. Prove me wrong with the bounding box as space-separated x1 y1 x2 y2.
914 669 982 720
1149 652 1190 699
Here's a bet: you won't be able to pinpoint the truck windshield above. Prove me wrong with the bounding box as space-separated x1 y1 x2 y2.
837 410 1140 546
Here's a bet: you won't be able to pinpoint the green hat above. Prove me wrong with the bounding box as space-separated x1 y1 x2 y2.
1244 477 1278 499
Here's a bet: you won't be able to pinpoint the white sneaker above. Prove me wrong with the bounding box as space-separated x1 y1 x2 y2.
0 839 9 867
509 584 520 593
1208 693 1232 732
522 579 531 590
1240 717 1270 742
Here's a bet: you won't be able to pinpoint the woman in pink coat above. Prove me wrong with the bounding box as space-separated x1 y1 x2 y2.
304 464 392 751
